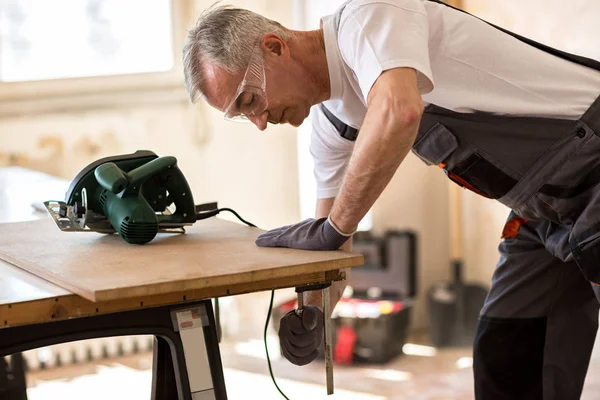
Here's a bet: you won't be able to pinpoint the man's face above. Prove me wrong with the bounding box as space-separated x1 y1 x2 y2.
200 34 317 131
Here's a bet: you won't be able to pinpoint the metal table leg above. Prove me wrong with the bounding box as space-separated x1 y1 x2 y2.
170 303 227 400
0 300 227 400
152 336 178 400
323 286 334 395
295 281 336 395
0 353 28 400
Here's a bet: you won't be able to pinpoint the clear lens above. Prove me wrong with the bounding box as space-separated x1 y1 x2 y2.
224 86 268 121
223 48 267 122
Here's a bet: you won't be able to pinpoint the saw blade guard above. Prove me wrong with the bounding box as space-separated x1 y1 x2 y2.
94 156 197 244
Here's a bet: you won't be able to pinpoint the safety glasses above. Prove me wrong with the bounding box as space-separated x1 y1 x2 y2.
224 48 268 122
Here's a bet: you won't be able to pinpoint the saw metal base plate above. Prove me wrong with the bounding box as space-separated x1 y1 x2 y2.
43 201 189 235
43 201 114 233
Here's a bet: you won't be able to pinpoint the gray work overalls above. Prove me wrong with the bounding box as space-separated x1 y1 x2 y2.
327 1 600 399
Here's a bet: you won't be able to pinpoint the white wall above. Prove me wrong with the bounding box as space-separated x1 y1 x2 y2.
464 0 600 60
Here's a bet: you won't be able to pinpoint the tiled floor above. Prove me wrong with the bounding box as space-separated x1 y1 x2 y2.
25 332 600 399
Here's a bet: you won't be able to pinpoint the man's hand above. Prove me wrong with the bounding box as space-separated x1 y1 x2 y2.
278 305 324 366
255 217 350 250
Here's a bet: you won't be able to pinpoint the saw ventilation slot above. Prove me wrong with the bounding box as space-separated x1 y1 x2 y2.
99 190 108 210
120 219 158 244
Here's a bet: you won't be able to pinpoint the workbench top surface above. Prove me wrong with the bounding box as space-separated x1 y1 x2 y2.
0 217 362 304
0 259 70 305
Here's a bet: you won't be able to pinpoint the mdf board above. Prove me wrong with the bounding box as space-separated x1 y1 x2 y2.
0 260 69 305
0 217 363 303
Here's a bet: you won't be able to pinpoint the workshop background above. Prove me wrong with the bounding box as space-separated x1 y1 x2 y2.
1 0 600 399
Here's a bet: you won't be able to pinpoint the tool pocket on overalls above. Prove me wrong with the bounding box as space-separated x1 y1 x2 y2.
412 123 458 166
444 152 518 199
414 123 519 199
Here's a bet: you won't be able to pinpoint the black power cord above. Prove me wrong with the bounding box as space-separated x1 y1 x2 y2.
195 207 256 228
215 208 257 228
196 206 290 399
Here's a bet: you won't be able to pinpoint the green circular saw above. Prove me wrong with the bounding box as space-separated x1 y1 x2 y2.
44 150 218 244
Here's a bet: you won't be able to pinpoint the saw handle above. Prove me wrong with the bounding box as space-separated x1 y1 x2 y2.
95 163 128 194
95 156 177 196
127 156 177 192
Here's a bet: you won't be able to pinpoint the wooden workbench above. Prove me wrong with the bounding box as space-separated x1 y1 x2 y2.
0 166 363 327
0 217 360 328
0 166 364 399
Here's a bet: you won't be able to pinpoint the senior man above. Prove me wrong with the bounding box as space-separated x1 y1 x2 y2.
183 1 600 398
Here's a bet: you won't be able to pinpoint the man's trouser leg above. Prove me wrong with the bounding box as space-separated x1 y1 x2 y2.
473 212 599 400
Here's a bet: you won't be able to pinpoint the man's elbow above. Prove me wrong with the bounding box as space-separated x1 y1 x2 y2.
367 67 425 129
409 98 425 124
396 98 424 128
378 97 424 131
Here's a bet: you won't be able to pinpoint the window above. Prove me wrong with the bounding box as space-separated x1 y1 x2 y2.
0 0 190 113
0 0 173 82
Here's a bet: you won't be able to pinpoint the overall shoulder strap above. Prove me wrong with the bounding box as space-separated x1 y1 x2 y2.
324 1 359 142
320 104 358 141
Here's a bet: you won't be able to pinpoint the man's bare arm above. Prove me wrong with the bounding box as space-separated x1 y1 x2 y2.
304 197 352 313
329 68 424 234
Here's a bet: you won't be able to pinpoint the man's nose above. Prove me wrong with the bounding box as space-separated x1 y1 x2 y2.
248 112 268 131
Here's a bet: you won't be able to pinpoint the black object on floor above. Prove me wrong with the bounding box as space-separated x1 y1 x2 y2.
427 260 489 347
427 182 489 348
0 353 27 400
0 300 227 400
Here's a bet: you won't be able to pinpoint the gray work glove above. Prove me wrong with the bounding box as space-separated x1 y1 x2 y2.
278 305 324 366
255 217 350 250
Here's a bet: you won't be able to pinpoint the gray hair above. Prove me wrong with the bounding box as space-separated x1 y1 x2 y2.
183 3 292 103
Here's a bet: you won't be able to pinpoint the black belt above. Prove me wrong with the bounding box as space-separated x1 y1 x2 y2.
320 104 359 142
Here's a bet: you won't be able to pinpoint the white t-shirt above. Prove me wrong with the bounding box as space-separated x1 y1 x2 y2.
311 0 600 199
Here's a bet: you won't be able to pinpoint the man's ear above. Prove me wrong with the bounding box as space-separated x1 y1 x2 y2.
261 33 289 58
